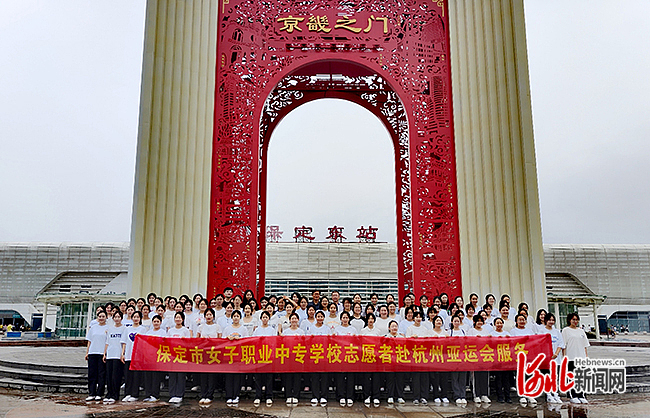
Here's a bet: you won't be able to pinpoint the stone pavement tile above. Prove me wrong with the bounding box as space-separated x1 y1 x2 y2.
287 405 329 418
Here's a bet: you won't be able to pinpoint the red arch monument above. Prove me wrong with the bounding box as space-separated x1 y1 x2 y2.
209 0 460 301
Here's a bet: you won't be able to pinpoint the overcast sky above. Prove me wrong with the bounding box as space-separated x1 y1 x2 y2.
1 0 649 245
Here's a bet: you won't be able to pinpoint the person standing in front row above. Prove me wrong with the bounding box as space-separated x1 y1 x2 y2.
85 309 108 402
562 313 590 404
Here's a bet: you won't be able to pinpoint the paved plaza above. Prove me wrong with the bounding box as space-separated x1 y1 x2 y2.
2 388 650 418
1 342 649 417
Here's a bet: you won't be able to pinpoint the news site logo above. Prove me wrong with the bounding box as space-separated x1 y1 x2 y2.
516 352 626 397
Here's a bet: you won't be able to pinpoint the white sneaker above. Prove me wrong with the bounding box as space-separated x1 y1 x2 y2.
397 397 405 404
461 398 467 404
434 398 441 404
365 397 371 405
347 399 353 407
233 397 239 404
122 395 131 402
481 396 491 403
420 398 428 405
286 398 292 405
442 397 449 403
547 394 555 403
191 385 200 392
554 394 562 403
85 396 94 402
579 397 588 404
387 397 394 404
320 398 327 406
474 397 481 403
311 398 318 406
95 396 102 401
528 397 537 406
373 399 380 407
253 398 260 406
103 398 115 404
143 396 157 402
413 399 419 405
292 398 299 404
203 398 211 405
519 397 528 405
340 398 346 406
226 398 233 405
267 399 273 406
456 398 463 405
570 397 581 404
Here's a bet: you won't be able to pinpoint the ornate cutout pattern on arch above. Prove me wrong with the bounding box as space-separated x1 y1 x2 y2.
209 0 460 301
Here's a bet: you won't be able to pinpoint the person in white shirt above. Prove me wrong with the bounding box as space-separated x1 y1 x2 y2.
448 315 467 405
166 312 190 404
241 303 258 336
398 307 415 335
374 305 391 335
121 311 146 402
277 301 297 335
406 311 431 405
142 315 166 402
252 311 275 407
429 316 450 404
510 314 537 406
103 311 126 403
197 308 219 405
85 310 108 402
498 302 515 332
350 303 365 333
387 301 401 324
332 312 356 407
562 312 590 404
308 310 330 406
467 315 490 404
534 309 548 334
489 317 511 403
384 320 405 405
223 310 248 405
541 313 565 404
282 313 304 405
217 302 234 332
300 305 316 333
295 297 309 323
324 303 341 331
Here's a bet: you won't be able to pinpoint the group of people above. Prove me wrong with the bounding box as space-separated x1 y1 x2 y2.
84 288 590 407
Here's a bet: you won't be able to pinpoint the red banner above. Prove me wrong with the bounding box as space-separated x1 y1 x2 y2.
131 334 551 373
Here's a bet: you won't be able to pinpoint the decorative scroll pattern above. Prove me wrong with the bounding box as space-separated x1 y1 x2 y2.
210 0 460 300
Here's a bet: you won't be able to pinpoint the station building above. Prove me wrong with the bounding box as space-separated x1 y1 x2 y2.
1 242 648 336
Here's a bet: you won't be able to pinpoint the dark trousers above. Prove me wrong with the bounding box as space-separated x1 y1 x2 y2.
336 372 354 400
311 373 329 400
225 373 242 399
87 354 106 397
168 372 186 398
124 361 141 398
450 371 466 400
363 372 381 400
429 371 448 399
200 373 216 400
105 359 123 400
283 373 301 399
413 372 429 400
144 371 163 398
568 361 585 399
493 371 511 401
473 371 489 397
386 372 405 399
255 373 273 400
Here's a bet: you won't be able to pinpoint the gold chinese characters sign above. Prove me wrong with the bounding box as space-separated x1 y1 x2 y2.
130 335 552 373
